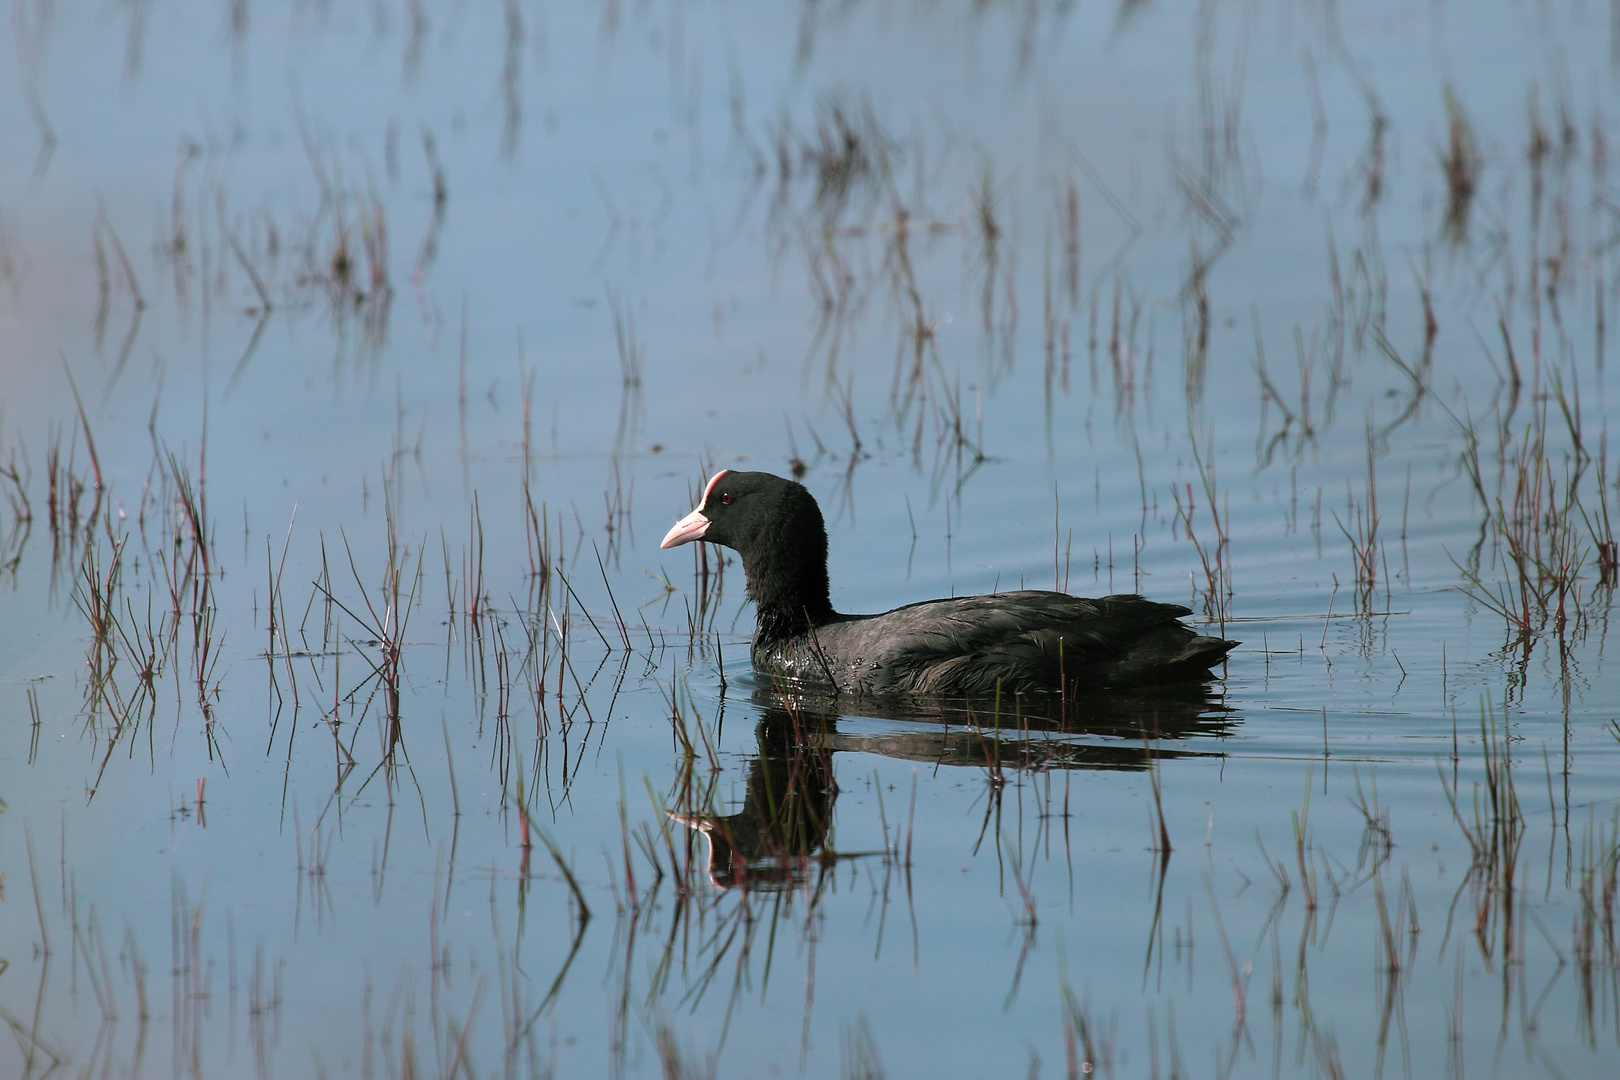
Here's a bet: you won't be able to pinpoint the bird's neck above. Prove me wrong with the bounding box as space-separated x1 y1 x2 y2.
742 543 834 645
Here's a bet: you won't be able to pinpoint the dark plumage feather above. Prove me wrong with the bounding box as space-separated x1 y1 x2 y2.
662 471 1235 698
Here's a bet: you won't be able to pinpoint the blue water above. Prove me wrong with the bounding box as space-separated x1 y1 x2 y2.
1 1 1618 1077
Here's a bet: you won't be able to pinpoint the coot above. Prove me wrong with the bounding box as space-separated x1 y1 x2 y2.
661 470 1236 697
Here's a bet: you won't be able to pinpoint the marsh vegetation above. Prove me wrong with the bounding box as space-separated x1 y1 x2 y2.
2 2 1620 1077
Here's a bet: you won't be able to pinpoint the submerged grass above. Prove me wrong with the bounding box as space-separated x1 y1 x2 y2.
8 6 1620 1080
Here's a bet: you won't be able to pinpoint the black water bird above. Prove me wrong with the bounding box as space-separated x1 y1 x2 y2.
661 470 1236 697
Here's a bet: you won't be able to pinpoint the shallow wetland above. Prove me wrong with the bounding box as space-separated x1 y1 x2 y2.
3 2 1620 1077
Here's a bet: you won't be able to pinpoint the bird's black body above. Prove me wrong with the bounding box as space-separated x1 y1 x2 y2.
661 470 1236 698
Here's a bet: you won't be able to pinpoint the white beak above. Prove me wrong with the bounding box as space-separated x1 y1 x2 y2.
660 507 710 548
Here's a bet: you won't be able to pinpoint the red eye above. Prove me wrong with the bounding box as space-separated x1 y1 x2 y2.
721 492 733 505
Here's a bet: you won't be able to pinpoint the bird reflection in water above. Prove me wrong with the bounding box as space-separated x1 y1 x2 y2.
670 707 838 892
668 684 1235 891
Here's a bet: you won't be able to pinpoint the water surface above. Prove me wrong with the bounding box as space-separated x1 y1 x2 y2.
2 2 1619 1077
